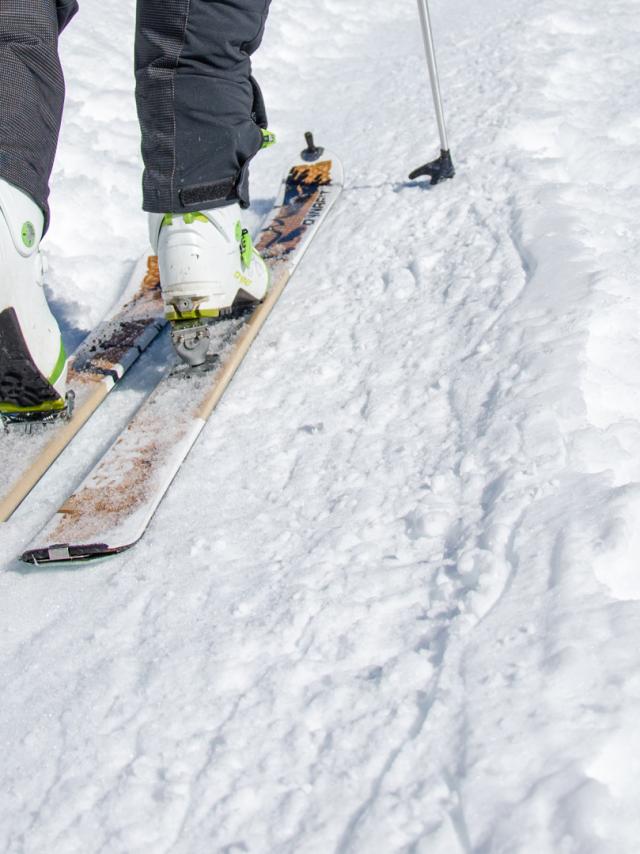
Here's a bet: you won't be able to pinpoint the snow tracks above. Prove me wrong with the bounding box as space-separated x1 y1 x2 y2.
2 0 640 852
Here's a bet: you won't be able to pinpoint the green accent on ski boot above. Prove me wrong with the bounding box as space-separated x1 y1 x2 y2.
48 339 67 387
164 306 221 322
183 212 208 225
21 221 36 249
235 221 243 242
239 229 254 269
0 396 66 415
161 212 208 228
260 129 277 149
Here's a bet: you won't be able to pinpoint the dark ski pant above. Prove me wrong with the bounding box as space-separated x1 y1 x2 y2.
0 0 271 231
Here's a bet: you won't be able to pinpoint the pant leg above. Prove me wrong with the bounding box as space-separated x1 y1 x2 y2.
0 0 77 229
135 0 271 214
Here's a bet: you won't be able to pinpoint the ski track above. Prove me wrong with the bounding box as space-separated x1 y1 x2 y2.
2 0 640 851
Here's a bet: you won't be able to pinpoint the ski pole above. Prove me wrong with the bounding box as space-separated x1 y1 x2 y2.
409 0 455 185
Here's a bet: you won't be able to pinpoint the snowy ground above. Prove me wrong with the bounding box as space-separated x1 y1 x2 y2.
2 0 640 851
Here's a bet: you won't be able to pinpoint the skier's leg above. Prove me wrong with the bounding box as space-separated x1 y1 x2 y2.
0 0 76 415
0 0 77 226
135 0 271 214
136 0 272 342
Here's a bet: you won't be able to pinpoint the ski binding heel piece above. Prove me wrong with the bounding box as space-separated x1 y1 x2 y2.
171 322 211 368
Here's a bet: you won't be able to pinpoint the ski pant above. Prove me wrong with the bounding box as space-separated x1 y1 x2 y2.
0 0 271 231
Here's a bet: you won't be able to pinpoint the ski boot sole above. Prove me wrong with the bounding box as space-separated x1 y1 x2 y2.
0 306 65 413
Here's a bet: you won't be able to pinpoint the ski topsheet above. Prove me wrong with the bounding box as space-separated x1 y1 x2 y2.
0 256 166 523
23 145 343 564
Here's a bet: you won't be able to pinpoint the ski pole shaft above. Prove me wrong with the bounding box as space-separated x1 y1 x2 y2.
409 0 455 185
416 0 449 152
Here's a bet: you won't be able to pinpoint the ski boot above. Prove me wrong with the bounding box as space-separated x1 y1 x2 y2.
0 179 68 424
150 203 268 367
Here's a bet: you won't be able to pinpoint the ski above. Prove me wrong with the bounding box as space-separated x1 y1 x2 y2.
0 255 166 522
22 138 343 565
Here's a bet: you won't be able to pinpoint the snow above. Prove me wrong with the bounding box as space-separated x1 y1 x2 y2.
2 0 640 851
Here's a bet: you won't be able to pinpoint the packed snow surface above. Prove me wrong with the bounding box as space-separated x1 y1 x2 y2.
2 0 640 851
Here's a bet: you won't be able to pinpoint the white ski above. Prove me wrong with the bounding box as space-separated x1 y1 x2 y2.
22 140 343 564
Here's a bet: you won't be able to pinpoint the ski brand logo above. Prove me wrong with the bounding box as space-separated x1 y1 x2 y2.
303 187 330 226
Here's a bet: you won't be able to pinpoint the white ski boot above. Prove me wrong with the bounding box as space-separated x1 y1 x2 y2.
149 203 269 366
0 179 67 418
